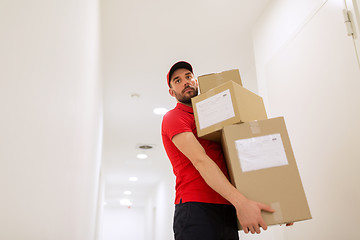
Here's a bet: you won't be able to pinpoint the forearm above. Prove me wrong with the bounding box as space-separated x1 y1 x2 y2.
194 155 247 207
172 132 246 206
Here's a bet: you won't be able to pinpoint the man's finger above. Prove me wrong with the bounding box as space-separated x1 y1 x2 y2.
257 202 275 213
254 224 261 234
259 219 268 231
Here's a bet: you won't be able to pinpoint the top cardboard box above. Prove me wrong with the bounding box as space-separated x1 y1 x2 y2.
192 81 267 142
198 69 242 94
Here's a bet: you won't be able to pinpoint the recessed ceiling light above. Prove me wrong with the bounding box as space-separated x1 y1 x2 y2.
131 93 140 99
124 190 132 195
137 144 154 150
120 198 132 206
129 177 138 182
153 107 168 115
137 153 148 159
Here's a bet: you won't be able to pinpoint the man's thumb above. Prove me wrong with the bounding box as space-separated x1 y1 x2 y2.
258 202 275 213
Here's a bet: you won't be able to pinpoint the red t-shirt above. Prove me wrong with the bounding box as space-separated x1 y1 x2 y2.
161 103 230 205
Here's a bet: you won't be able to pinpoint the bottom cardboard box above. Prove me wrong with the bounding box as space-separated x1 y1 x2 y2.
221 117 311 229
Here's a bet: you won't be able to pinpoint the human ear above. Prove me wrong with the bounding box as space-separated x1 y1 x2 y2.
169 88 175 97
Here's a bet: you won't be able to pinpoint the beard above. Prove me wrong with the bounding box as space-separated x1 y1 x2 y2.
174 86 199 104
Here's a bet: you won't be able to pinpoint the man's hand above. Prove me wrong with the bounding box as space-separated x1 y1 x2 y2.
235 198 275 234
281 223 294 226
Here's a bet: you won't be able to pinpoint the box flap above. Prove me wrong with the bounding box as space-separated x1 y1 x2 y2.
198 69 242 93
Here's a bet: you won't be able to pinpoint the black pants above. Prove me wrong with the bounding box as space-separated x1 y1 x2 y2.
173 201 239 240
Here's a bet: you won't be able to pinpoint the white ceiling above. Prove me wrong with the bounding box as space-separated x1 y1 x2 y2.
100 0 271 207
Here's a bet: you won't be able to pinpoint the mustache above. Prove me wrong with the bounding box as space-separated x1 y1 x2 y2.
182 85 196 93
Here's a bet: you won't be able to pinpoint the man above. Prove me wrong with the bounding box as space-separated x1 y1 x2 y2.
161 61 287 240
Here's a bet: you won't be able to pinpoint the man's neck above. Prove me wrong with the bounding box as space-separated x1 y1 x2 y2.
177 101 192 107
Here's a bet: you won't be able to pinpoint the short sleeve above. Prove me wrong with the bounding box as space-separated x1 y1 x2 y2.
162 109 193 141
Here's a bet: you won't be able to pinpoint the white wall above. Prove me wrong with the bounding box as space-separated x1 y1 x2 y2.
101 174 174 240
95 168 106 240
0 0 102 239
253 0 360 239
253 0 328 105
152 175 176 240
144 195 155 240
102 206 145 240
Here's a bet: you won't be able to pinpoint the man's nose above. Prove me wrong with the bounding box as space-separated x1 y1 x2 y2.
183 82 191 89
184 78 191 85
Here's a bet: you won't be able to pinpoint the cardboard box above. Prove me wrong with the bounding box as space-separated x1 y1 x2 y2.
198 69 242 93
221 117 312 229
192 81 267 142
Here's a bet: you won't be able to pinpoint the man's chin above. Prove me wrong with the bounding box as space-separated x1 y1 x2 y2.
186 89 198 97
178 96 193 105
175 89 198 104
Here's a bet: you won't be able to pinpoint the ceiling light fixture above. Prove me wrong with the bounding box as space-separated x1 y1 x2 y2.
153 107 168 115
124 190 132 195
137 153 148 159
137 144 154 150
129 177 138 182
120 198 132 206
131 93 140 99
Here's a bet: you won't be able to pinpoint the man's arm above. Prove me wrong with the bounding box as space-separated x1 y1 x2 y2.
172 131 275 234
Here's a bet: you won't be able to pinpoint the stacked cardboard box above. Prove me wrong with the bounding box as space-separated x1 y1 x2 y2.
192 69 267 142
197 69 243 93
191 69 311 229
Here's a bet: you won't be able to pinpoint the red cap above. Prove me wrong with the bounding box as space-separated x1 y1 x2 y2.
167 61 193 87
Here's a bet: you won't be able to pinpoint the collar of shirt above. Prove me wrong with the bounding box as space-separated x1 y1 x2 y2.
176 102 193 114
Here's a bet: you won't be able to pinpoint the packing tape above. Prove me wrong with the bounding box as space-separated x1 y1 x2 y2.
249 121 261 134
270 202 284 222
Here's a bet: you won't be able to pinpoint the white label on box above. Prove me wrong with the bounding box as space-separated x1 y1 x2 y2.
235 133 288 172
195 89 235 130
